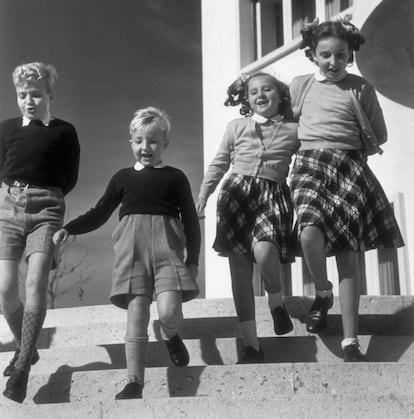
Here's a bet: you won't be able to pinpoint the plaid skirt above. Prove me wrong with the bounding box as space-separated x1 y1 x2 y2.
213 172 294 263
290 149 404 256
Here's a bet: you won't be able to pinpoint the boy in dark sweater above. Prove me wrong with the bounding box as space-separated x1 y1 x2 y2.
1 62 80 403
53 106 200 400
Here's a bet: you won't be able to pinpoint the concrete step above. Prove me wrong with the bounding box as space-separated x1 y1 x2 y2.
1 297 413 352
2 393 413 419
26 295 414 327
0 363 412 407
1 335 413 377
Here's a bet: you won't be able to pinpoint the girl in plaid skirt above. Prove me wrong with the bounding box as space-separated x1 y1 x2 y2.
290 18 404 361
197 72 299 363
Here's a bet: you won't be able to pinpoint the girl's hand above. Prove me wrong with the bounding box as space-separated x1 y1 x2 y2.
53 228 70 245
186 264 198 280
196 197 207 219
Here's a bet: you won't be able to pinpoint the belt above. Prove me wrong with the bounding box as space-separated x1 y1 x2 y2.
3 178 48 189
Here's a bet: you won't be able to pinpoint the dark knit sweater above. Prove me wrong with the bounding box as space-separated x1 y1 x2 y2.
0 117 80 195
64 166 201 265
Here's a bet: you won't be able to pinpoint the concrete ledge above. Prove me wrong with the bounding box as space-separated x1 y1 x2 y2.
0 363 412 408
1 393 413 419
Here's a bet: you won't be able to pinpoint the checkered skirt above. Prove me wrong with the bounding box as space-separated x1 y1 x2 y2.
213 173 294 263
290 149 404 255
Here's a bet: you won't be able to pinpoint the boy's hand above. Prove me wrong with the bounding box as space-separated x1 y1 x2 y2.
53 228 70 245
196 197 207 219
186 264 198 280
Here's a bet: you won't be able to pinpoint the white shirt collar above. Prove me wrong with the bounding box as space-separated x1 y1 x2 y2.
314 69 348 82
251 113 283 124
134 161 165 171
22 113 52 127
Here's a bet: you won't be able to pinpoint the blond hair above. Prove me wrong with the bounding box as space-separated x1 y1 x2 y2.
129 106 171 137
12 62 58 96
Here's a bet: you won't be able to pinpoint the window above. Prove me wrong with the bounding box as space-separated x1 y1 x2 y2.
292 0 316 38
325 0 353 19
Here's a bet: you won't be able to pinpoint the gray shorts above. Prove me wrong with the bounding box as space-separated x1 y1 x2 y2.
110 214 199 309
0 183 65 266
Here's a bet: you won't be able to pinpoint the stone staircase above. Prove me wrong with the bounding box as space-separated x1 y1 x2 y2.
0 296 413 418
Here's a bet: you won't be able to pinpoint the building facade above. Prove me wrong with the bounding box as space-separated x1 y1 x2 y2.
201 0 413 298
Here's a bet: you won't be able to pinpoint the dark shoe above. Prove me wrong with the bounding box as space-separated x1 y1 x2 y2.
343 343 365 362
165 334 189 367
3 349 40 377
237 346 264 364
306 293 334 334
271 305 293 335
115 381 143 400
3 368 29 403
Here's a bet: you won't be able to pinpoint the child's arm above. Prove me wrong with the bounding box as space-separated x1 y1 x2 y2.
178 171 201 269
360 81 387 146
196 123 234 214
53 174 122 244
61 125 81 195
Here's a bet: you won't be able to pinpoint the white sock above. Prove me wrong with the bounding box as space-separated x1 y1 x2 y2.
341 337 359 350
239 320 260 351
267 291 284 311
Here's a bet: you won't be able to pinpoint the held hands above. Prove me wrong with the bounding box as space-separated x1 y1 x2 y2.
53 228 70 245
196 197 207 220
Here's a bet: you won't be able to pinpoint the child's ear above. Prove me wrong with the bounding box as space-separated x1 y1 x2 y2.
163 138 169 149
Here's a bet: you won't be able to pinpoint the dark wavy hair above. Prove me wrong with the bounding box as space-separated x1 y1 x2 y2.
224 72 294 121
300 17 365 64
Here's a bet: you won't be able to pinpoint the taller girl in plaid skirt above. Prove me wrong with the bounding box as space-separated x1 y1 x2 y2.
289 18 404 361
197 72 299 363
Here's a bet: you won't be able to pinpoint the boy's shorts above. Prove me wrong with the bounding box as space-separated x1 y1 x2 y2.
0 183 65 266
110 214 199 309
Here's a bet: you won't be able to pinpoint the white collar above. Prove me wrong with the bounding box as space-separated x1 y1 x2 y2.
251 113 283 124
134 161 165 171
314 69 348 82
22 113 52 127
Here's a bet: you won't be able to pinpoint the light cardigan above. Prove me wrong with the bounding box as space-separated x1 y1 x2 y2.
198 116 299 201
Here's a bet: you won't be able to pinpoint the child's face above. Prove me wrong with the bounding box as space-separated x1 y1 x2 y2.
247 75 280 118
312 36 351 82
130 123 168 167
15 79 51 120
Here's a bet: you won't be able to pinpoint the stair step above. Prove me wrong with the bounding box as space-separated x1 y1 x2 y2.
0 363 412 407
1 393 413 419
0 335 413 376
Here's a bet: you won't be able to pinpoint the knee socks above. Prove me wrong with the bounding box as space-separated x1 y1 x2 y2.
3 303 24 350
15 307 46 372
125 335 148 386
267 291 284 311
159 309 183 341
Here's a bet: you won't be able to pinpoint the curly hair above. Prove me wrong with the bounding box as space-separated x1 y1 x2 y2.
300 16 365 63
12 62 58 96
224 72 294 120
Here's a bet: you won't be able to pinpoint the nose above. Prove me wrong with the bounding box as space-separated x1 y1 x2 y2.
142 140 151 151
329 56 337 66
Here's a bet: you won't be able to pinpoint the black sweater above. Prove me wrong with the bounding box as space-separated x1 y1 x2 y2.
0 117 80 195
64 166 201 265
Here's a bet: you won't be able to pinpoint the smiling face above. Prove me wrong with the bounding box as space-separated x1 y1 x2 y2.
247 75 281 118
16 79 51 120
129 123 168 167
313 36 351 82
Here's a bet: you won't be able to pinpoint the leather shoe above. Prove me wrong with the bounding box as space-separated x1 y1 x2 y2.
271 305 293 335
3 349 40 377
306 294 334 333
165 334 189 367
237 346 264 364
3 368 29 403
115 381 143 400
343 343 365 362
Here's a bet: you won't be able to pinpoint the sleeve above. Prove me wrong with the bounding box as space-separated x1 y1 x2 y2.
64 174 122 235
197 122 234 201
360 82 387 146
177 172 201 266
62 125 81 195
